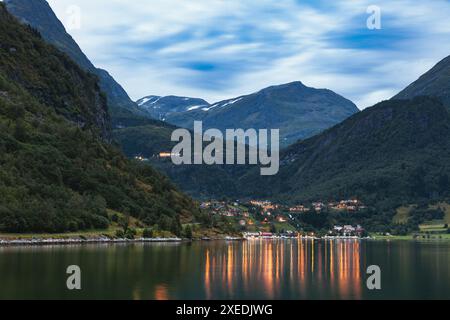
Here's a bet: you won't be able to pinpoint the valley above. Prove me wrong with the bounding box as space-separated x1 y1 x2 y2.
2 0 450 241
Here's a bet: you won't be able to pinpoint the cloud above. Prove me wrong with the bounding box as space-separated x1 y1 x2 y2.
47 0 450 109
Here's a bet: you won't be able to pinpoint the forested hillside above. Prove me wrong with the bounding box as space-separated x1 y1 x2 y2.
0 4 198 233
243 97 450 211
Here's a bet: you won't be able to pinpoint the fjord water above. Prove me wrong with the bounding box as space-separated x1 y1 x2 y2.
0 240 449 300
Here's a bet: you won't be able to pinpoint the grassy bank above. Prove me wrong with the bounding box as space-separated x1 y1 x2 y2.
371 233 450 241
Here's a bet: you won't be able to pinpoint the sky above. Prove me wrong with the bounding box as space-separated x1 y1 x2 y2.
46 0 450 109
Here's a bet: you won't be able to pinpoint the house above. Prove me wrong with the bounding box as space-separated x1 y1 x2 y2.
200 202 211 209
243 232 260 239
289 205 309 213
331 225 364 237
355 225 365 236
260 232 273 238
159 152 172 158
343 225 356 233
223 211 235 217
159 151 182 159
312 202 325 212
134 156 149 162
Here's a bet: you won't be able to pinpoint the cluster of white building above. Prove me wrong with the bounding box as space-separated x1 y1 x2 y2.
331 225 365 236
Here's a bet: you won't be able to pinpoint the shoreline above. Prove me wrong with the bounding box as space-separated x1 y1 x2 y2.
1 234 449 247
0 237 184 247
0 235 245 247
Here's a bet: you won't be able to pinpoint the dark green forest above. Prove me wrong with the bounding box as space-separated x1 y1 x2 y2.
261 97 450 207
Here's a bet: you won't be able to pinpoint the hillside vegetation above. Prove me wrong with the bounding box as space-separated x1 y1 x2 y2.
244 97 450 209
0 4 198 233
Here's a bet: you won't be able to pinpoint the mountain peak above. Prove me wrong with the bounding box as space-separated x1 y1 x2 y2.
393 54 450 108
136 95 210 120
260 81 306 93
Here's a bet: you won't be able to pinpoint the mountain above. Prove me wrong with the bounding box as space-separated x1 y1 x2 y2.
0 5 110 141
130 82 359 198
159 55 450 205
152 95 450 205
4 0 140 115
242 97 450 210
393 55 450 108
5 0 179 154
0 3 198 233
137 95 209 121
140 82 359 146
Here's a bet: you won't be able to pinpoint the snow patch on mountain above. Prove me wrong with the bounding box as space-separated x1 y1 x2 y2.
137 96 161 107
187 105 207 111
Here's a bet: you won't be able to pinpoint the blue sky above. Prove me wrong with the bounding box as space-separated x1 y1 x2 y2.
47 0 450 109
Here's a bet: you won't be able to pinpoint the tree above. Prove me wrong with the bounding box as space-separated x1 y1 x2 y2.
111 214 119 223
115 230 125 238
158 215 172 231
14 119 28 141
170 218 182 237
125 228 137 239
184 225 193 239
143 228 154 238
119 214 130 234
5 103 25 120
270 224 276 234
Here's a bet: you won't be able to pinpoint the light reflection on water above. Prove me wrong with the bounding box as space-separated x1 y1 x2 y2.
0 240 449 300
201 240 363 300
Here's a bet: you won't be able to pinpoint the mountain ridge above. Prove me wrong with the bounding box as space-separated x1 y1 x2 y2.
393 54 450 108
4 0 141 115
138 81 360 147
137 95 210 121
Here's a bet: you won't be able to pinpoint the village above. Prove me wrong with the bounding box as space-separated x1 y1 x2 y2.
200 199 369 239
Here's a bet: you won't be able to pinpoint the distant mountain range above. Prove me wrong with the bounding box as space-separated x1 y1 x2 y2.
240 54 450 208
149 54 450 209
137 82 359 146
7 0 360 150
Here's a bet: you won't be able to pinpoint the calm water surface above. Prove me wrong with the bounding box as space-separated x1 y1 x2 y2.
0 240 449 300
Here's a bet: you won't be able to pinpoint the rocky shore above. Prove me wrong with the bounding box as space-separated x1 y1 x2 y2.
0 237 183 246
